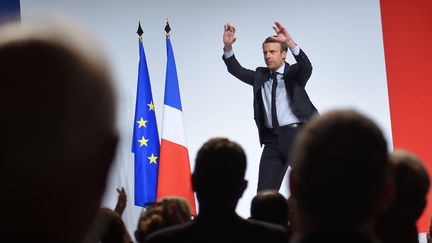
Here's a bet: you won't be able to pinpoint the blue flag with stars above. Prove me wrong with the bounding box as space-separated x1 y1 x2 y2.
132 37 160 207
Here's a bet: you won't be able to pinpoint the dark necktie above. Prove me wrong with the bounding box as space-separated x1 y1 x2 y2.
271 72 280 133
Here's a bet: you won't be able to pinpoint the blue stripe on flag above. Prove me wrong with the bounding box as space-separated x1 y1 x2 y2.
163 39 183 111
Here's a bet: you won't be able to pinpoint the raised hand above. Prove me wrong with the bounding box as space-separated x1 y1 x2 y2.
272 21 297 49
114 187 127 215
223 23 237 51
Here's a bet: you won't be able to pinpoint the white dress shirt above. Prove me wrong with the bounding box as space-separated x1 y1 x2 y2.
224 45 301 128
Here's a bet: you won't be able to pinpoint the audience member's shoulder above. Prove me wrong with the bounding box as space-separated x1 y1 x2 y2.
247 218 288 235
144 221 193 243
144 218 288 243
237 218 289 243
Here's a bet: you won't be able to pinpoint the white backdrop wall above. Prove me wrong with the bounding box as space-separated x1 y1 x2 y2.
21 0 392 235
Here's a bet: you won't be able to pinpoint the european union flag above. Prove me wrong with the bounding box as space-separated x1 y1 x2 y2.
132 33 160 207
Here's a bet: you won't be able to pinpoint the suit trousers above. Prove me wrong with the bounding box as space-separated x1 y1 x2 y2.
257 126 301 192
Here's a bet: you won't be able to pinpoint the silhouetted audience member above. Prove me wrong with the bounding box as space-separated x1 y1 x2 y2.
144 138 288 243
158 196 193 226
0 19 117 243
84 188 132 243
250 190 290 229
250 190 292 241
135 207 164 243
135 196 193 243
86 208 133 243
376 150 430 243
289 110 394 243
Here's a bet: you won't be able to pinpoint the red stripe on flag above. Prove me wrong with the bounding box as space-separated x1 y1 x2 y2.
380 0 432 232
157 139 196 214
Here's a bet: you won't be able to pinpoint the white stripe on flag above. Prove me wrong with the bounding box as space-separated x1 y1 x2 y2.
161 105 186 147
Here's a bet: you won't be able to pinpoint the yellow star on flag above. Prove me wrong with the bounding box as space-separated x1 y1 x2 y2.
148 153 158 164
148 101 155 111
136 117 148 128
138 136 149 147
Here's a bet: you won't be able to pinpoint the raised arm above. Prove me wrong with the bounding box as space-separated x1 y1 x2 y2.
271 21 297 49
222 23 255 85
114 187 127 216
223 23 236 52
272 21 312 86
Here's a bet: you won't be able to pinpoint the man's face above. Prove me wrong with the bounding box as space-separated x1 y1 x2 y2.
263 42 287 71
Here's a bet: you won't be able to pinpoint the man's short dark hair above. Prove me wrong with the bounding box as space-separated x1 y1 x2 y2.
388 150 430 220
290 110 390 227
193 137 247 203
250 190 289 226
263 37 288 52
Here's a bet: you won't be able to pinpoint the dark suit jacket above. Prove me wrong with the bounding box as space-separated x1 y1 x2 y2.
223 50 318 145
144 211 288 243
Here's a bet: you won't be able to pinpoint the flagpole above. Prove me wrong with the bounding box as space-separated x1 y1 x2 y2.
157 20 197 214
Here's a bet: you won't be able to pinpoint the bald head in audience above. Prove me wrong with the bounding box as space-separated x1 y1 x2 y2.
0 19 117 242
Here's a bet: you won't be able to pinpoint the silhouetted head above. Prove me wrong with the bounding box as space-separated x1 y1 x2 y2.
134 196 192 243
250 190 289 228
375 150 430 243
192 137 247 209
157 196 193 226
86 208 131 243
290 110 392 230
386 150 430 221
0 19 117 242
135 207 164 243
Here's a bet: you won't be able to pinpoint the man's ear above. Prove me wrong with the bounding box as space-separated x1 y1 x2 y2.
234 179 248 201
282 50 287 60
240 179 248 196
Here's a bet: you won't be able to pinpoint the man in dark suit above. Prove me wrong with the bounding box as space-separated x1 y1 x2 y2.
222 21 318 191
144 138 288 243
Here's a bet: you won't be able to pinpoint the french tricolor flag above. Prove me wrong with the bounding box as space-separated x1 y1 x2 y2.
157 31 197 214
